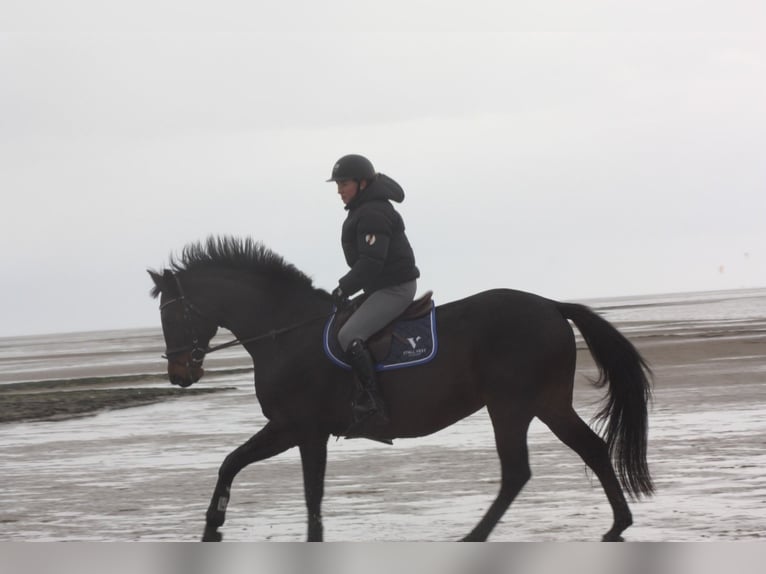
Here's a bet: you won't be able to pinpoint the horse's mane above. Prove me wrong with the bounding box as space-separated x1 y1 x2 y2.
151 236 316 297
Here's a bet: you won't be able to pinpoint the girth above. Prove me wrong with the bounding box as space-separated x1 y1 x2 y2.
331 291 434 361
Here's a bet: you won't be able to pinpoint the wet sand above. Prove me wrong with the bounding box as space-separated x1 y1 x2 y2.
0 383 231 424
0 319 764 541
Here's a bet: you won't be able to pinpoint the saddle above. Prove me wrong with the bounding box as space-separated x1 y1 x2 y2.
331 291 434 361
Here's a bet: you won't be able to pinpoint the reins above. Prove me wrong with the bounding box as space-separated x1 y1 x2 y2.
203 312 332 355
159 273 333 361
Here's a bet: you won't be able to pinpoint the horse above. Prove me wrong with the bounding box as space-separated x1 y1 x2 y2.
148 236 653 542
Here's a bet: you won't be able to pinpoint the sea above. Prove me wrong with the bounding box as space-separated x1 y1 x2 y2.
0 287 764 542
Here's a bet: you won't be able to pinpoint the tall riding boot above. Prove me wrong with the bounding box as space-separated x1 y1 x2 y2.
346 339 390 427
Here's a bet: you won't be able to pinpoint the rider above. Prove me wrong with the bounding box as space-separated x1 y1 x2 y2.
327 154 420 431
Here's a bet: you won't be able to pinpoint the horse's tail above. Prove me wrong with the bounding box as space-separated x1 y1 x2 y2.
557 302 654 499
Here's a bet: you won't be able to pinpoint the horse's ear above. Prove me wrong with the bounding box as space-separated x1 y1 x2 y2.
148 269 166 298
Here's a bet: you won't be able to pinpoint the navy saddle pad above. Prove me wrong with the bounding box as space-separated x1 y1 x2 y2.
323 304 438 372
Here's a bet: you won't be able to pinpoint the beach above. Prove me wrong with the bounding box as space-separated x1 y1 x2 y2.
0 289 764 541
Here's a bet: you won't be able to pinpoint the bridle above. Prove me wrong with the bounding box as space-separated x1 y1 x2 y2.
159 275 212 367
159 274 332 366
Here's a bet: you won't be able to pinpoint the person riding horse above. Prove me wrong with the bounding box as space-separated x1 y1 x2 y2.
327 154 420 433
152 236 654 541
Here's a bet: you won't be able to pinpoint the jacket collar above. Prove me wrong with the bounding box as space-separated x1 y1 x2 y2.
344 174 404 210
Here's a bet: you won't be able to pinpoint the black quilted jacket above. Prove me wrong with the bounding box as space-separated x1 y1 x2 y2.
338 174 420 295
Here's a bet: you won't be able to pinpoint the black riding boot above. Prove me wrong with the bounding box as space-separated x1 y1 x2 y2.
346 339 390 428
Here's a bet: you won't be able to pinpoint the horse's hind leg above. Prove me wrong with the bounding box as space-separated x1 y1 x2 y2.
462 403 534 542
539 407 632 541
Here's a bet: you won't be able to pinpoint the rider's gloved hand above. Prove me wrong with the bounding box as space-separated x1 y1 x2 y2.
331 286 349 310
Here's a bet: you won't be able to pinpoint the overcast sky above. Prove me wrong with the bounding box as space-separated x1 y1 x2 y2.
1 1 764 337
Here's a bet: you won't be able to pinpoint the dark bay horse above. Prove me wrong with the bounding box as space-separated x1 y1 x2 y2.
149 236 653 542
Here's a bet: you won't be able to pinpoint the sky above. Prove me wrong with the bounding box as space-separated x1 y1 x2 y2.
1 0 764 337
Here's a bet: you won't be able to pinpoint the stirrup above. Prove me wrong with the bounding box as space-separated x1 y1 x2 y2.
344 434 393 446
343 418 393 446
343 402 392 445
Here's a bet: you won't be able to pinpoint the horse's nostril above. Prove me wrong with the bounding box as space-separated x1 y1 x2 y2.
169 373 193 388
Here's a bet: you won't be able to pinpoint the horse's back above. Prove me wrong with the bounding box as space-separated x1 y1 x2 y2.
436 288 556 310
436 288 571 337
434 288 577 381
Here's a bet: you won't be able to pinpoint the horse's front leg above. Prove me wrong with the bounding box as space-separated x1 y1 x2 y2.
202 421 297 542
299 434 329 542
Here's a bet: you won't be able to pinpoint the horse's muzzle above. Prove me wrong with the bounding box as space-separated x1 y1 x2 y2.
167 361 205 387
170 375 194 388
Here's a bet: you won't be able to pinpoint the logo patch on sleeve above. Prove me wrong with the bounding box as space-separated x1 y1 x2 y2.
365 234 377 246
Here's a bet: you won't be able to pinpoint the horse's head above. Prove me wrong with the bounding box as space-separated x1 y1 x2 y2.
149 269 219 387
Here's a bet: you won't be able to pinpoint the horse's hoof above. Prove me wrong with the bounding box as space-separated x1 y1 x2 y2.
601 533 624 542
461 532 485 542
202 528 223 542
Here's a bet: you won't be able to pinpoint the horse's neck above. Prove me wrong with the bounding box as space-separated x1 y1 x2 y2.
214 280 328 340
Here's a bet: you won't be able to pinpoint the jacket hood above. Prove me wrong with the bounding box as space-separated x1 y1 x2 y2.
347 173 404 209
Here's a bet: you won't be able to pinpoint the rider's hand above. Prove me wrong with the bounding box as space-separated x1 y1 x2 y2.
331 286 349 310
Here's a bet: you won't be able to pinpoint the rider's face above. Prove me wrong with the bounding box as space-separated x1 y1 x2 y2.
336 179 366 205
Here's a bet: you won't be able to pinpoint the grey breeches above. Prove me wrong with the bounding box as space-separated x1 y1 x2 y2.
337 280 418 352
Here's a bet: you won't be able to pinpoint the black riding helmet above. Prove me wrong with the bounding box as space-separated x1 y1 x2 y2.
326 154 376 182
